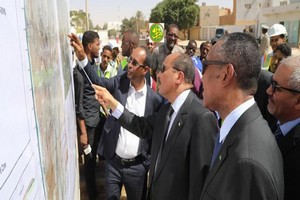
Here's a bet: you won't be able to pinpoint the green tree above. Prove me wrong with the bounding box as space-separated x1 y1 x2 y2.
120 10 148 35
135 11 144 33
149 0 199 30
121 17 136 33
102 23 108 30
94 25 101 31
70 9 94 33
149 2 166 23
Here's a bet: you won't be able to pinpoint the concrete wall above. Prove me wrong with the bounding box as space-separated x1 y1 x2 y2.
199 6 219 27
260 3 300 46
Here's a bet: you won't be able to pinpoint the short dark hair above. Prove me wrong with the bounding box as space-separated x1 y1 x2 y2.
102 45 112 53
166 24 179 33
123 30 139 48
82 31 99 49
138 46 152 67
172 53 195 84
275 43 291 57
200 41 212 50
217 33 261 94
113 47 119 52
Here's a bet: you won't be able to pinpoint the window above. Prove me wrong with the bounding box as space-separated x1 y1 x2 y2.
280 1 287 5
245 4 251 9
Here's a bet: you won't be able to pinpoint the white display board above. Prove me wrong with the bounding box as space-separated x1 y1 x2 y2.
0 0 78 199
0 0 44 199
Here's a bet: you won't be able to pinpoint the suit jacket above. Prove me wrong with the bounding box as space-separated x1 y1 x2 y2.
200 104 284 200
83 64 163 162
118 91 218 200
254 69 277 128
277 123 300 200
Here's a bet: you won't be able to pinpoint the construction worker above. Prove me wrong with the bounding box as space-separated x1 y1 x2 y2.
262 23 287 70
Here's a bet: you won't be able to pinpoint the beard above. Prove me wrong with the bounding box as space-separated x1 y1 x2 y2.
167 42 175 49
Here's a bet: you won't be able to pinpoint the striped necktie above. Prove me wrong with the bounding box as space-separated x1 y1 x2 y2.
274 124 284 141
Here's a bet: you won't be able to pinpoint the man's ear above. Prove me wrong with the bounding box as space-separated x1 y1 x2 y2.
221 64 235 86
175 71 185 85
143 66 150 74
88 43 93 50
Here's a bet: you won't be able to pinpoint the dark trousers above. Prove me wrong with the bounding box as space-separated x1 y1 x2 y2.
84 120 105 200
104 155 148 200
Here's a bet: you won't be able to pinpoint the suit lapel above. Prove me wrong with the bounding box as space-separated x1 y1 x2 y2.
201 104 262 196
118 74 130 105
153 92 193 182
278 123 300 156
144 84 155 116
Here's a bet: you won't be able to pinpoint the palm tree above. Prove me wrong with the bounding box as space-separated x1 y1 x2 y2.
135 11 144 33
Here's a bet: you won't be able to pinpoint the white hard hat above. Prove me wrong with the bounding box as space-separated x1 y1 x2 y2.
268 24 287 37
261 25 269 30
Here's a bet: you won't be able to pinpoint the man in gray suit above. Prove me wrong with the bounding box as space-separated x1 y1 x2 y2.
200 32 284 200
93 53 218 200
69 33 163 200
266 55 300 200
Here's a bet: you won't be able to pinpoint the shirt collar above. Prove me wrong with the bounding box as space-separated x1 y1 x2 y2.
219 98 255 143
129 79 147 95
171 90 191 113
278 117 300 136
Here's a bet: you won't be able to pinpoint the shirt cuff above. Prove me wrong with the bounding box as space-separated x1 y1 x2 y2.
77 57 88 69
112 102 124 119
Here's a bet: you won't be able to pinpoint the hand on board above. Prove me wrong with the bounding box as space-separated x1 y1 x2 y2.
68 33 86 61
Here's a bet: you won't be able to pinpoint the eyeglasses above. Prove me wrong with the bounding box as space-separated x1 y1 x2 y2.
167 32 178 39
271 76 300 94
202 60 231 73
127 56 146 68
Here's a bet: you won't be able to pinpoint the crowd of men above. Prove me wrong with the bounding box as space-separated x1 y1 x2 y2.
69 22 300 200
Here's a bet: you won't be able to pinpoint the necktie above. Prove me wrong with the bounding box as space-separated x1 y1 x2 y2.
210 132 222 168
154 106 174 174
274 124 284 141
164 107 174 142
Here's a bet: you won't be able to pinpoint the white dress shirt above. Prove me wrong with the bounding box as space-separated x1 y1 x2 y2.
219 98 255 143
115 82 147 159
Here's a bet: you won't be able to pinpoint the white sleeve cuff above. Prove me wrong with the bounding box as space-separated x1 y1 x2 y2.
112 102 124 119
77 57 88 69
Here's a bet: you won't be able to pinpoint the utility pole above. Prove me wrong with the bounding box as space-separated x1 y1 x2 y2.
85 0 89 30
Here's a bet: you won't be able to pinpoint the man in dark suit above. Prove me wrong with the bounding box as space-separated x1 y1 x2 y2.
200 32 284 200
70 33 163 200
266 55 300 200
92 53 218 200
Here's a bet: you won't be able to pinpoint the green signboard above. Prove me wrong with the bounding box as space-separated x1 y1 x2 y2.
149 23 164 43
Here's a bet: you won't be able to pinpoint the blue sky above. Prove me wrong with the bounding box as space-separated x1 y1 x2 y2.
70 0 233 26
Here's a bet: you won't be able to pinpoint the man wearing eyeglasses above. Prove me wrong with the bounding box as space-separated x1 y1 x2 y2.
151 23 184 80
266 55 300 200
70 33 164 200
200 32 284 200
91 53 218 200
